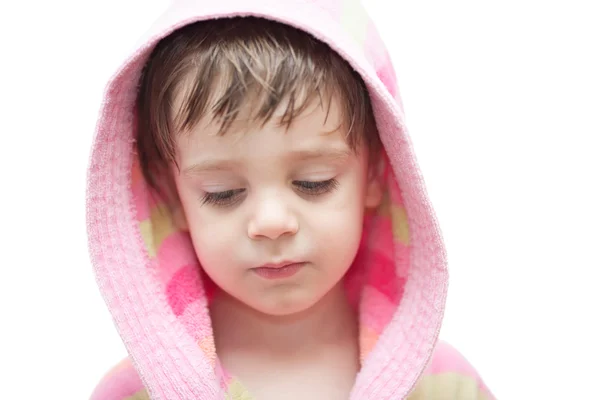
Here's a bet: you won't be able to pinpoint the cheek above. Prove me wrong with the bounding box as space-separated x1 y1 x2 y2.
177 191 239 267
188 213 237 259
310 180 366 262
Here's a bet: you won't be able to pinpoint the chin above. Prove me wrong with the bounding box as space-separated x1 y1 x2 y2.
254 290 325 317
264 302 314 317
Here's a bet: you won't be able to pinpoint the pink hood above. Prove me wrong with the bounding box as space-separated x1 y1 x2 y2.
85 0 491 398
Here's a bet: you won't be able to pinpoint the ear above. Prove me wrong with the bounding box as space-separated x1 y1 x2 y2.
166 167 189 231
365 153 384 209
172 204 189 231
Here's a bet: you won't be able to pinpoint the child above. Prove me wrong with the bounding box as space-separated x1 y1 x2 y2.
88 1 495 399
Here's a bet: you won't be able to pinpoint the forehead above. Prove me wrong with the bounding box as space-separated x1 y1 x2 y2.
174 94 350 164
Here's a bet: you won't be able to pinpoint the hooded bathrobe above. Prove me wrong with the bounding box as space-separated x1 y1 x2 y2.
87 0 495 398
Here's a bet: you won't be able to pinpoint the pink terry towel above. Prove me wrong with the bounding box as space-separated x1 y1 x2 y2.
87 0 495 398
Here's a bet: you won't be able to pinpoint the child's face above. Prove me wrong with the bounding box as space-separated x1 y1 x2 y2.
172 96 382 316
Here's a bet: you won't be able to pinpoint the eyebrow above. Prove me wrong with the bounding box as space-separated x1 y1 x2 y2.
288 147 353 162
182 159 242 176
182 147 352 176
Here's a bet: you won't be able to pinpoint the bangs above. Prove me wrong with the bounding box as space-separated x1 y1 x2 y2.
136 17 377 194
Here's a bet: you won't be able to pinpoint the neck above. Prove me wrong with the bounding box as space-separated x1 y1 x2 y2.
210 283 358 355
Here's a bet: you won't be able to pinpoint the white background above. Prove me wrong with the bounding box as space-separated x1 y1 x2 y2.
1 0 598 398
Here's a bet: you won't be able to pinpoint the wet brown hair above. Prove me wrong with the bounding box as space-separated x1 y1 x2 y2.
136 17 379 196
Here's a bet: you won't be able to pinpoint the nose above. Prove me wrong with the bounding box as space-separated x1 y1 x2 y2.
247 194 299 240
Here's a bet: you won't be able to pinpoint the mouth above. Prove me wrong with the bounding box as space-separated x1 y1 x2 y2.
252 261 306 279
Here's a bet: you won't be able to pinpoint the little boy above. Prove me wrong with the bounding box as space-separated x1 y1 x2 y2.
88 1 495 399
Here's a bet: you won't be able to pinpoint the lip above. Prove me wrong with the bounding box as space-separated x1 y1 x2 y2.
252 261 305 279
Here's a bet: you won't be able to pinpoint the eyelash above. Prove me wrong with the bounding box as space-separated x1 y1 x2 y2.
200 179 339 207
293 179 339 195
200 189 244 207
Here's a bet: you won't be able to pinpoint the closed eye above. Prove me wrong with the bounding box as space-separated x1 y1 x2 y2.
200 189 245 206
293 179 339 196
199 179 338 207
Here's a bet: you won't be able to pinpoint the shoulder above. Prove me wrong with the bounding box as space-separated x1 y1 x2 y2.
89 357 149 400
407 341 496 400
